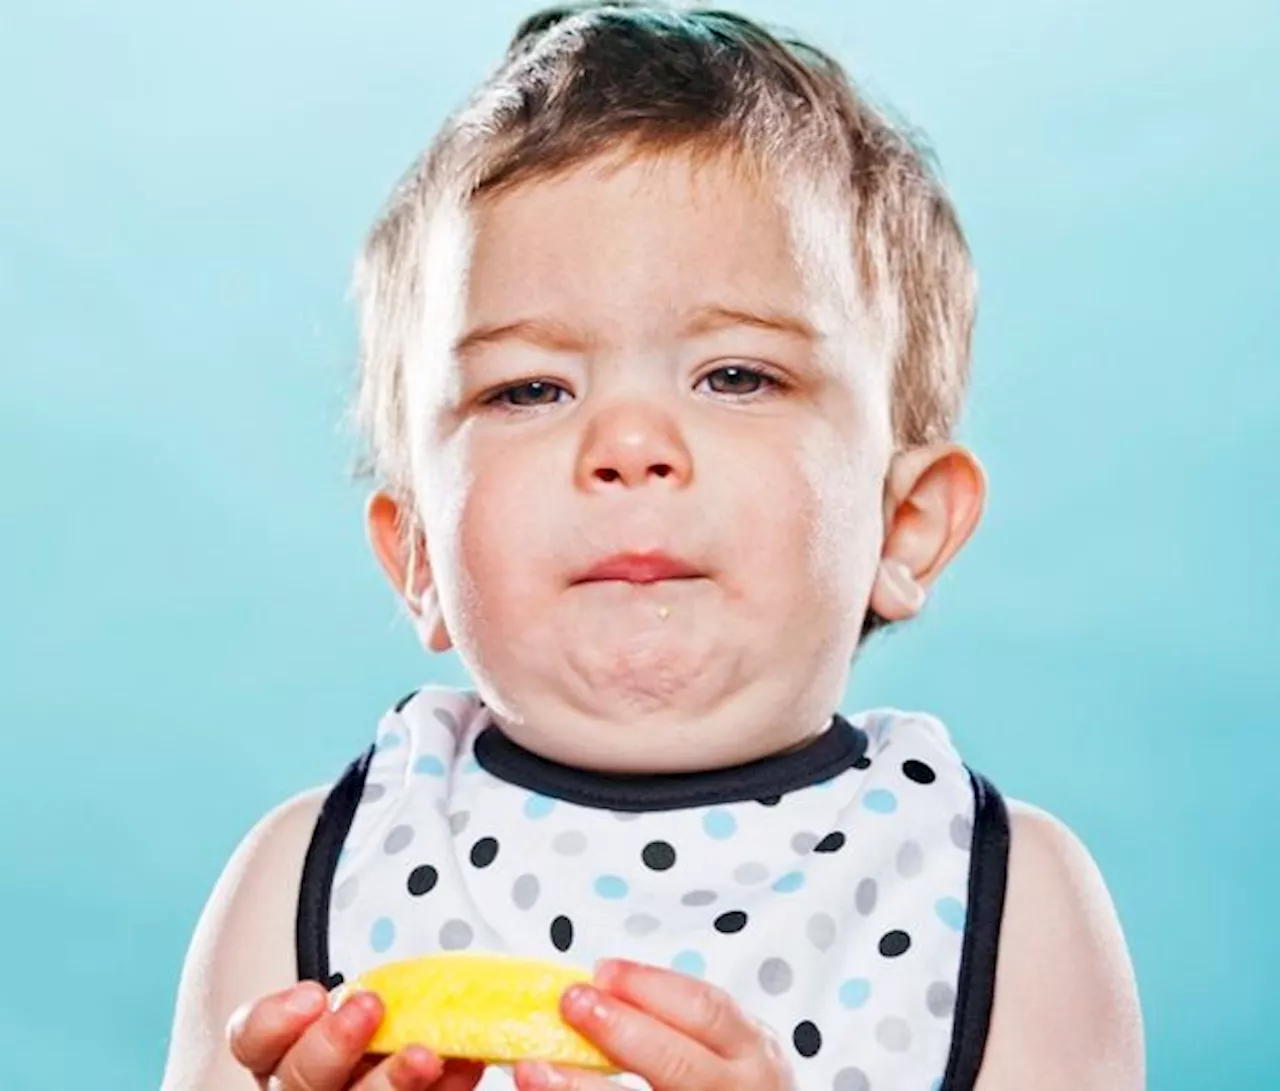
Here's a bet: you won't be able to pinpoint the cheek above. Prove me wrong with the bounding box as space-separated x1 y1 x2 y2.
794 424 884 598
452 454 558 616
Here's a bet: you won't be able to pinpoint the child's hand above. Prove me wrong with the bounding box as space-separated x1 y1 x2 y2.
512 959 795 1091
226 981 485 1091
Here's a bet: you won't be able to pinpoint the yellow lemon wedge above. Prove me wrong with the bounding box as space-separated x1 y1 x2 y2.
330 952 617 1071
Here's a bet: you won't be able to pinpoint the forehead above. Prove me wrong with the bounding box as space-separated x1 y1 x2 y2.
458 149 869 342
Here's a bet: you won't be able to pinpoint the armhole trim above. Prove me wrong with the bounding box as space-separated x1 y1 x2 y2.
295 744 375 988
940 769 1011 1091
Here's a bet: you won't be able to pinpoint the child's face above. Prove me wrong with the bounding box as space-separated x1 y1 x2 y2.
399 151 909 772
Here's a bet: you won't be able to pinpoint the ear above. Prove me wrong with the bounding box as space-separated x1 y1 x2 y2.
869 443 986 623
365 490 453 652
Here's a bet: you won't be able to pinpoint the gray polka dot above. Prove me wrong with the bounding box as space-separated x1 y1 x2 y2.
439 919 474 950
434 796 449 816
875 1016 911 1052
758 958 792 995
855 877 878 915
791 831 820 855
927 981 956 1017
383 825 414 855
833 1067 871 1091
806 912 836 951
895 839 924 878
553 830 588 856
612 811 642 822
733 862 770 885
624 914 661 936
951 814 973 849
361 782 385 804
333 876 359 911
681 889 718 907
449 810 470 835
512 873 540 910
433 708 460 735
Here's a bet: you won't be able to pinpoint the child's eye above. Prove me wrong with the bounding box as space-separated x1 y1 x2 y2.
483 379 571 410
696 364 782 398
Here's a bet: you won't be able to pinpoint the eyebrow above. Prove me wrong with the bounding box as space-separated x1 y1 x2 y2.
453 303 818 359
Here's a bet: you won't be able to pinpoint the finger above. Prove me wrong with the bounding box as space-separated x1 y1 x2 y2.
350 1046 445 1091
226 982 330 1078
512 1060 615 1091
593 959 760 1060
271 990 386 1091
558 983 721 1090
435 1059 487 1090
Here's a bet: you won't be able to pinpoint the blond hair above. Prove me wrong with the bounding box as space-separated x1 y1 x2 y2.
348 3 977 625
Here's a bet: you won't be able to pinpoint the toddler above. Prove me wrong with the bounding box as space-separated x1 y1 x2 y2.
162 5 1144 1090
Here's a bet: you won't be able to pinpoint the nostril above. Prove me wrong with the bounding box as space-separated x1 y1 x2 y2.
652 464 672 478
596 468 621 483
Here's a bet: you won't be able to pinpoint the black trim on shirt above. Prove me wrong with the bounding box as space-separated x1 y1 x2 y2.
472 714 869 812
295 743 375 988
941 769 1011 1091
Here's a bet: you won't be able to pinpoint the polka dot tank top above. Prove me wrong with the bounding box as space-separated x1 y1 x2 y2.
296 686 1010 1091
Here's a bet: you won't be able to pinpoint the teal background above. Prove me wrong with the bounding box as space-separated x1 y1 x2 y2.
2 1 1276 1087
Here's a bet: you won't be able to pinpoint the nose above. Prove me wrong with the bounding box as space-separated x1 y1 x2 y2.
574 398 693 491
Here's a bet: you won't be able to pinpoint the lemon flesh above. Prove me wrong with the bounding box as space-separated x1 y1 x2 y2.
332 952 617 1071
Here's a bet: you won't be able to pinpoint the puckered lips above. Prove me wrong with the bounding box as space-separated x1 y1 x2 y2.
573 551 705 585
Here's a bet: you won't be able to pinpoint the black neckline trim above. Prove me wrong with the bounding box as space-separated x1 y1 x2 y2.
472 714 867 812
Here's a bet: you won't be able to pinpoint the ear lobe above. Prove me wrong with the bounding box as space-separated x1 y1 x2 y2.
410 584 454 653
870 444 986 622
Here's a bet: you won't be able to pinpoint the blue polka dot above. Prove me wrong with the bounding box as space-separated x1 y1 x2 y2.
936 897 966 931
771 871 805 893
703 809 737 839
595 875 630 899
671 950 706 978
413 755 445 776
376 732 403 752
370 917 396 953
863 788 898 814
838 978 871 1009
524 794 556 819
461 756 481 774
931 1080 943 1091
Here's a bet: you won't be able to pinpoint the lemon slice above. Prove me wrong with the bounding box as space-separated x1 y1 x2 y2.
331 952 617 1071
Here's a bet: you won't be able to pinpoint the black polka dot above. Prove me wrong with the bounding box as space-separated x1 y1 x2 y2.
814 831 846 854
714 910 748 934
550 915 574 951
470 837 499 868
642 840 677 871
903 759 937 784
879 930 912 957
793 1020 822 1057
853 755 872 770
325 971 345 989
407 864 439 896
757 794 782 807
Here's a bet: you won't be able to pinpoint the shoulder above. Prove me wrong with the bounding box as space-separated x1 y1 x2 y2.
160 785 329 1091
975 798 1146 1090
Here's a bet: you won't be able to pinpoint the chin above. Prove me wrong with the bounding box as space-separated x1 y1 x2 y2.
517 678 778 775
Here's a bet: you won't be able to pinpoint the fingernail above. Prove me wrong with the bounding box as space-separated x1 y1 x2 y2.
562 984 607 1022
337 990 379 1030
398 1045 441 1080
285 983 325 1016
